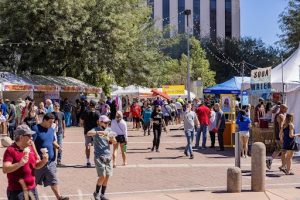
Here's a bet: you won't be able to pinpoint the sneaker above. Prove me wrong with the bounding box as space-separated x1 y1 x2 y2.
93 192 101 200
87 162 92 167
156 149 160 152
151 147 154 152
184 151 188 156
58 196 69 200
100 194 109 200
266 159 272 170
189 154 194 159
285 171 295 175
57 160 62 166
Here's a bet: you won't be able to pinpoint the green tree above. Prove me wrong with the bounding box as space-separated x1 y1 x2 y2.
279 0 300 52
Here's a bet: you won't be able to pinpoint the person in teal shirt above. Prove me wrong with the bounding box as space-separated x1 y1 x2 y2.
142 105 152 136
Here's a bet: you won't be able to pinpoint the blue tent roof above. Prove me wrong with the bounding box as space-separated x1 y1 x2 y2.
203 76 251 94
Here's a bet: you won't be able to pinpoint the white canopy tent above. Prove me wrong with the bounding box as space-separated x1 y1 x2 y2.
111 85 152 97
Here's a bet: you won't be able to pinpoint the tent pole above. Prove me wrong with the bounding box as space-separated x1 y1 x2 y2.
281 55 284 103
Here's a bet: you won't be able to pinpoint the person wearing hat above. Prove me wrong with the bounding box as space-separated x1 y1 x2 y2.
2 124 49 200
80 100 101 167
87 115 117 200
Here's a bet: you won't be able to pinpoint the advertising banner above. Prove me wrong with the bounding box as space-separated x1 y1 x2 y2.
251 67 272 94
61 86 82 92
34 85 59 92
162 85 185 95
3 84 33 91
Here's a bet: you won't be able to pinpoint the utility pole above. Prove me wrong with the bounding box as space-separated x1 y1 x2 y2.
185 9 191 101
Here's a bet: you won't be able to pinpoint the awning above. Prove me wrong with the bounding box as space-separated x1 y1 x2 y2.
151 89 171 100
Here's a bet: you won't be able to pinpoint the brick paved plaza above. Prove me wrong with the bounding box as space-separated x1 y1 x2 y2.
1 125 300 199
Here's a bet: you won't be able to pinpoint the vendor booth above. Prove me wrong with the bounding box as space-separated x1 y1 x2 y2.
204 76 251 147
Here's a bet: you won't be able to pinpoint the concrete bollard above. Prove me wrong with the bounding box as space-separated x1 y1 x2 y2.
227 167 242 193
251 142 266 192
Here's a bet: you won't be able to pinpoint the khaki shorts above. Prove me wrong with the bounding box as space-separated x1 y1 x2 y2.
94 157 113 177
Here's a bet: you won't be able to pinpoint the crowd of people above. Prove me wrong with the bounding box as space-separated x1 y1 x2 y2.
1 95 299 200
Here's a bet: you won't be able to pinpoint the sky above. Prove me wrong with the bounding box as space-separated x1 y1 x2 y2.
240 0 289 47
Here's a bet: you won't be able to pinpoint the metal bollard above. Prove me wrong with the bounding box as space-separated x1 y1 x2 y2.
227 167 242 193
251 142 266 192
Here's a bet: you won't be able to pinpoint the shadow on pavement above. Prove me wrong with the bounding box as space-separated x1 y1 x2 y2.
57 164 95 169
189 189 205 192
170 134 185 137
129 148 151 150
146 156 185 160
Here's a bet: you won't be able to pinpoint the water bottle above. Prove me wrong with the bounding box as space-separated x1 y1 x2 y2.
123 144 127 152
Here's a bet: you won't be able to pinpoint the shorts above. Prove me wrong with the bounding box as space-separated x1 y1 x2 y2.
239 131 250 137
35 161 58 187
84 134 93 146
94 157 113 177
115 135 126 143
177 109 183 117
7 188 39 200
132 117 140 123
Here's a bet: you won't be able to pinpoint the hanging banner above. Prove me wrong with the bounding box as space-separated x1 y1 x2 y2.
84 87 102 94
3 84 33 91
34 85 59 92
44 91 60 100
251 67 272 94
162 85 185 95
61 86 82 92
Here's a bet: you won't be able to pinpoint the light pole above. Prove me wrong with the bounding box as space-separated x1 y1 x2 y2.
185 9 191 101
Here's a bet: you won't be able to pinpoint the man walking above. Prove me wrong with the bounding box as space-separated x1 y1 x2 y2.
52 102 66 166
266 104 288 170
87 115 117 200
184 103 200 159
214 103 226 151
195 102 211 149
32 113 69 200
2 124 49 200
80 100 101 167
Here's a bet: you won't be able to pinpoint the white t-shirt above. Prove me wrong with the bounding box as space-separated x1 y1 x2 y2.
0 114 6 122
175 102 182 110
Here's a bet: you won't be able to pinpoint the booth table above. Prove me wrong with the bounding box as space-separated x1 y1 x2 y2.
251 125 275 153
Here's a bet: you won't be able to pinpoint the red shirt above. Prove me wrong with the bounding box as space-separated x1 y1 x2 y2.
131 103 141 118
196 105 211 125
3 143 37 191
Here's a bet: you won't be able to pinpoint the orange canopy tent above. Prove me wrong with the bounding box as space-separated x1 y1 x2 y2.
151 89 171 100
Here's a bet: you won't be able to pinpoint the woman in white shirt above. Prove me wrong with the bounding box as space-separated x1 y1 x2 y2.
111 111 128 168
208 105 217 148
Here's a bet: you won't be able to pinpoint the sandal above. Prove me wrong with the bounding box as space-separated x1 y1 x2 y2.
279 166 287 174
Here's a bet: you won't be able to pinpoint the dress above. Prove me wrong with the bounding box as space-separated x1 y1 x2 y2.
283 126 295 150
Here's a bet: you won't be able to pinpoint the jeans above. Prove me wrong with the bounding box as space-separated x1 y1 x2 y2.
209 131 216 147
217 129 225 150
7 187 39 200
184 130 194 156
153 125 162 150
56 133 63 161
195 125 208 148
64 112 72 127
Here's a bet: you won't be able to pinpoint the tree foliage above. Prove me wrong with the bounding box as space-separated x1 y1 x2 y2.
0 0 165 91
279 0 300 52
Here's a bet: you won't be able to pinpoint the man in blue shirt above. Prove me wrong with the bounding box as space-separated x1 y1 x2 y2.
32 113 69 200
0 98 8 116
142 105 152 136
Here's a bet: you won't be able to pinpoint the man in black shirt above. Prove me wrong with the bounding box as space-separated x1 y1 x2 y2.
53 102 66 166
80 100 100 167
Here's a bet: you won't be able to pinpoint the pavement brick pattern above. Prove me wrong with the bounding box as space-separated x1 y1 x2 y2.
1 124 300 199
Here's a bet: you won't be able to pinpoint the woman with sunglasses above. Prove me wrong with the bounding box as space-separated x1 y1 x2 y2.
111 111 128 168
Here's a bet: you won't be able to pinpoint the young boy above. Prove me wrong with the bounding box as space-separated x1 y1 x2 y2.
87 115 117 200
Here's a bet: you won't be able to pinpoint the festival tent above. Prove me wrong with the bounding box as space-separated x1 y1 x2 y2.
270 46 300 132
203 76 251 94
111 85 153 98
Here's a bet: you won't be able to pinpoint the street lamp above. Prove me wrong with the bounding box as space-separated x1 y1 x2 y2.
184 9 191 101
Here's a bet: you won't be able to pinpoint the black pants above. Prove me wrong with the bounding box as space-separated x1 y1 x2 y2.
209 131 215 147
217 129 225 150
7 188 39 200
153 125 162 150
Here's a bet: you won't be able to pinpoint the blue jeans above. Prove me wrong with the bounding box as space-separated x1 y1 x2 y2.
64 112 72 127
56 133 63 161
195 125 208 148
185 130 194 156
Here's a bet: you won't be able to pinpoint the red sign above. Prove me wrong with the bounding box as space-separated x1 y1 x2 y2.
3 84 33 91
84 87 102 94
34 85 59 92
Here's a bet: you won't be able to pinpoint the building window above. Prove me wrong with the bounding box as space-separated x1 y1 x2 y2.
178 0 185 34
210 0 217 40
225 0 232 38
193 0 200 38
163 0 170 37
148 0 154 19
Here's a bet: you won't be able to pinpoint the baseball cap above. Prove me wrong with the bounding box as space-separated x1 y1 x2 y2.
14 124 35 137
89 100 97 107
99 115 110 123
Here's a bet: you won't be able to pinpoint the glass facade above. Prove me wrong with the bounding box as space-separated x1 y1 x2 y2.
178 0 185 34
193 0 200 37
163 0 170 37
210 0 217 40
225 0 232 38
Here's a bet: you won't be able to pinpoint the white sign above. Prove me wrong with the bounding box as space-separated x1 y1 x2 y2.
251 67 272 94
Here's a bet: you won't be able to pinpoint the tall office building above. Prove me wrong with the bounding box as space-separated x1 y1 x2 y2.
148 0 240 39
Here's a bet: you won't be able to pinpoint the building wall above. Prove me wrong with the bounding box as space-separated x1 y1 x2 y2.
151 0 240 39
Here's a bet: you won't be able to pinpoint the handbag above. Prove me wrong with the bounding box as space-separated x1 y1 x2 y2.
291 138 300 151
